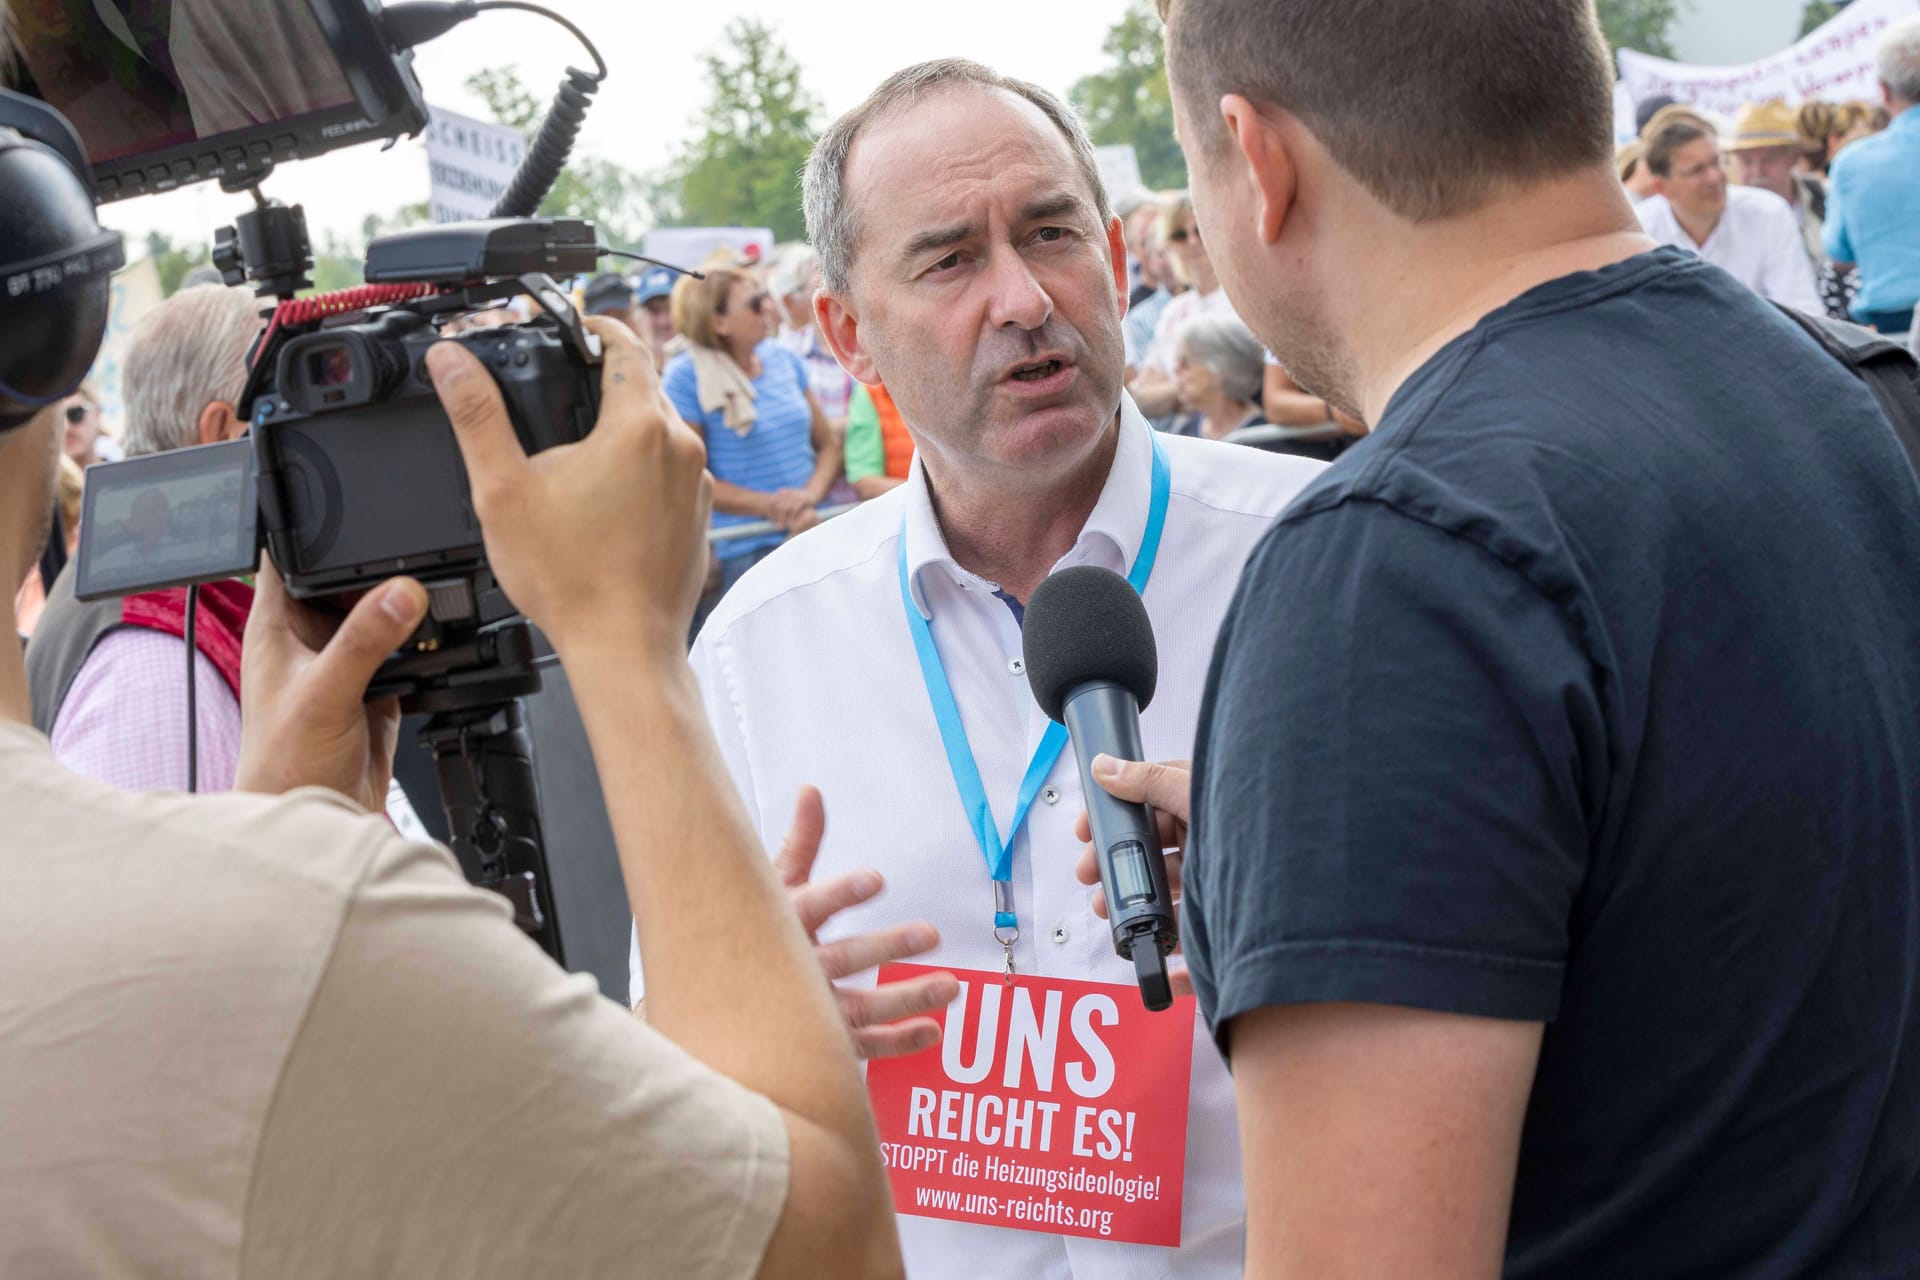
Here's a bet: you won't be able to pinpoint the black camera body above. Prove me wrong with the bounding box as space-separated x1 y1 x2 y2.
76 219 606 657
258 299 597 602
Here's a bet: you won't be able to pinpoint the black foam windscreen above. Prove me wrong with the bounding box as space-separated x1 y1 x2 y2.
1023 565 1158 724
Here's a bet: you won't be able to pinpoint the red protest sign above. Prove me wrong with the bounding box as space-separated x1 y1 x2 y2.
866 963 1196 1247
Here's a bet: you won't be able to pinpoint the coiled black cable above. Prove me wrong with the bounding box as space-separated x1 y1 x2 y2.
490 66 601 219
382 0 607 219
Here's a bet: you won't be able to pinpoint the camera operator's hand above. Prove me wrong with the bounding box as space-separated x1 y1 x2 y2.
234 564 428 812
427 317 711 660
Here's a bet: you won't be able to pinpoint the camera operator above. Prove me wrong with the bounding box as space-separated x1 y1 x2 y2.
1076 1 1920 1275
0 111 901 1280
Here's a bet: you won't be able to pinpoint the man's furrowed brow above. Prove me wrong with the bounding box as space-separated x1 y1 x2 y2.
1022 192 1096 226
901 221 977 263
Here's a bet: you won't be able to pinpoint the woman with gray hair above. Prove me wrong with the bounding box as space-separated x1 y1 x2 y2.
1172 313 1267 440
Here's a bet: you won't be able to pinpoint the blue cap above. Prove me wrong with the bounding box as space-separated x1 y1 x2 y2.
636 266 677 303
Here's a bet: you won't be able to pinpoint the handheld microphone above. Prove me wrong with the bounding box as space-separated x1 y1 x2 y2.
1023 566 1177 1011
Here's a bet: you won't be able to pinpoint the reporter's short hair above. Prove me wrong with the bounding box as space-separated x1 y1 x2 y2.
121 285 259 457
1640 106 1717 178
1159 0 1616 222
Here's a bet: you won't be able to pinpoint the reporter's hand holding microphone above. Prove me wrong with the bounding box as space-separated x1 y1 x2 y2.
1075 755 1197 1003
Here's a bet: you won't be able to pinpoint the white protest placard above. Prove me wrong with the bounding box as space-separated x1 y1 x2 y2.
1094 144 1145 204
640 227 775 271
424 104 527 224
1618 0 1920 120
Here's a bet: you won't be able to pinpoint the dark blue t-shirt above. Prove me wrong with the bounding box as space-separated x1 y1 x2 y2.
1185 249 1920 1277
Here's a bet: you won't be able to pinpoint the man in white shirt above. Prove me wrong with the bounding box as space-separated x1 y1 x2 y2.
1635 107 1822 315
632 58 1322 1279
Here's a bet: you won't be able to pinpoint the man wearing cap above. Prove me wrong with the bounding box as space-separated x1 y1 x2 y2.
633 266 680 369
584 270 679 369
1728 100 1827 275
1636 107 1822 315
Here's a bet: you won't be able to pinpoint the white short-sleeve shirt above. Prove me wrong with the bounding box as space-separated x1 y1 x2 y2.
634 399 1324 1279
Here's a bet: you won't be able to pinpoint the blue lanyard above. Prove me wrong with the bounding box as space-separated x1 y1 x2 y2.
898 432 1171 942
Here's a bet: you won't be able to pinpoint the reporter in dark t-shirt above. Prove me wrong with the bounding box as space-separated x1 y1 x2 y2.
1077 2 1920 1275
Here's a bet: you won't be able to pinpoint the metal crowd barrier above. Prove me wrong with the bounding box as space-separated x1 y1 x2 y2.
706 502 861 545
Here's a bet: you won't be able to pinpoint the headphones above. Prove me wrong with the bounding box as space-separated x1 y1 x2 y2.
0 89 124 433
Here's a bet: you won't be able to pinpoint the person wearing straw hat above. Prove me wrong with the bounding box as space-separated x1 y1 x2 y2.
1727 100 1827 273
1635 106 1823 315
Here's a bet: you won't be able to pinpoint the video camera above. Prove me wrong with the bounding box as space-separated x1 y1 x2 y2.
6 0 658 965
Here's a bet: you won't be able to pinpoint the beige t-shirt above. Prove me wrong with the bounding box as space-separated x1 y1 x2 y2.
0 721 787 1279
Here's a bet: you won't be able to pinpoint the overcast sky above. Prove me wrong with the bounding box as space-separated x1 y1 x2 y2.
97 0 1134 254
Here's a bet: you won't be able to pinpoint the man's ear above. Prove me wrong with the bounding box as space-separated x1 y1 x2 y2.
1104 214 1130 323
814 288 879 385
1220 94 1297 246
196 401 245 446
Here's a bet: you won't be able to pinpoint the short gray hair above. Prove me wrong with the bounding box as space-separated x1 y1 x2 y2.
1177 314 1265 402
1880 16 1920 104
122 284 260 457
803 58 1113 294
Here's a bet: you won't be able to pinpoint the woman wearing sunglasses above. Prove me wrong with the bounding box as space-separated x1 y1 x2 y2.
1126 193 1247 420
665 267 844 626
58 384 111 469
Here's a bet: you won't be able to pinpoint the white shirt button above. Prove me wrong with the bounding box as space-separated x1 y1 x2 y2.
1042 786 1060 805
1051 924 1069 945
1008 657 1025 675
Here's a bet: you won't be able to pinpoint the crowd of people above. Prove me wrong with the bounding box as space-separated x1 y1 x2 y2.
6 2 1920 1277
1618 37 1920 335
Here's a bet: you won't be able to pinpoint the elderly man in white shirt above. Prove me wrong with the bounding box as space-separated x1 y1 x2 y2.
630 58 1322 1280
1635 106 1822 315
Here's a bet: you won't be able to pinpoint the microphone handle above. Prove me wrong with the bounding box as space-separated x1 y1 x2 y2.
1061 681 1178 1011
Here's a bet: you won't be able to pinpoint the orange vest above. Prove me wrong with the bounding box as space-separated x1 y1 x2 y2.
871 383 915 479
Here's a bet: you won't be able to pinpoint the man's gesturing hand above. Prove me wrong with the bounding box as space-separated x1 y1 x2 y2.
776 787 960 1059
427 316 712 661
235 563 427 811
1074 755 1195 1001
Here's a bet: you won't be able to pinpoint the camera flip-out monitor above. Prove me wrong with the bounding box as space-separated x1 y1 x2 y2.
6 0 429 201
73 438 257 601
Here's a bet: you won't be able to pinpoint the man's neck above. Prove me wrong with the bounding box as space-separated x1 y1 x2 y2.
922 412 1121 603
1674 201 1722 250
0 528 32 726
1332 170 1654 425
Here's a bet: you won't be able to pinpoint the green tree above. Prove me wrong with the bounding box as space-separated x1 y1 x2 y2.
1595 0 1688 58
1070 0 1186 192
666 20 821 241
465 69 653 248
145 231 212 296
1800 0 1850 36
